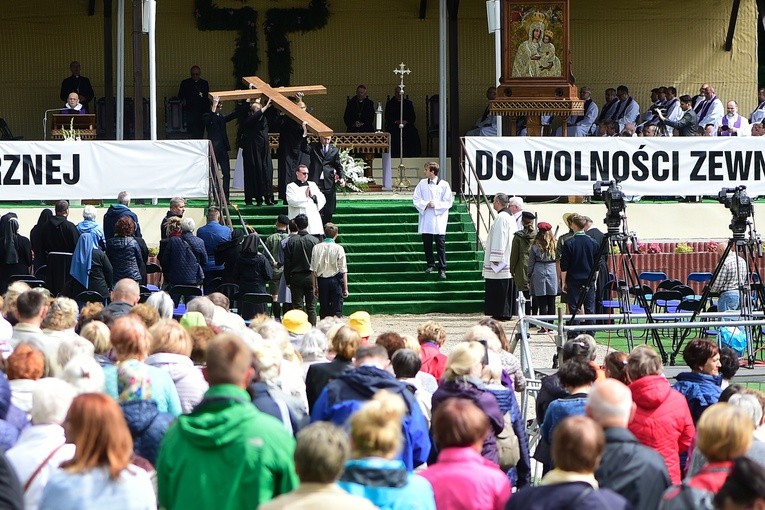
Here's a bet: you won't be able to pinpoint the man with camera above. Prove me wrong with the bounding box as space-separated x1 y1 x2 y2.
656 95 698 136
718 100 750 136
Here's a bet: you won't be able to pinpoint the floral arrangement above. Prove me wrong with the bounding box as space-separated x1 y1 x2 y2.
61 119 82 141
674 243 694 254
705 241 720 252
637 242 662 254
336 147 371 193
148 246 159 258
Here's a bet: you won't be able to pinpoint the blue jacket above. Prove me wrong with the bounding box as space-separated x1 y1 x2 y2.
103 204 142 240
672 372 722 423
120 400 175 466
158 233 208 286
338 458 435 510
487 386 531 487
540 394 588 445
76 220 106 249
311 365 431 471
0 372 28 452
106 236 144 282
197 221 231 272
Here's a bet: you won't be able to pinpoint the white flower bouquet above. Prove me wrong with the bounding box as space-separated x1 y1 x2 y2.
336 147 371 193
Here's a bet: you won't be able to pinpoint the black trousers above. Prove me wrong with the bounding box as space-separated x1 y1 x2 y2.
321 188 336 225
532 295 556 316
288 272 316 326
422 234 446 270
317 273 344 319
214 148 231 200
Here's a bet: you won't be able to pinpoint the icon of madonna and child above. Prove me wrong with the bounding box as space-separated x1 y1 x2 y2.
511 10 562 78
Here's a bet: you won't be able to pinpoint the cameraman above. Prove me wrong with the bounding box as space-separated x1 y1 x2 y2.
656 95 698 136
710 242 747 313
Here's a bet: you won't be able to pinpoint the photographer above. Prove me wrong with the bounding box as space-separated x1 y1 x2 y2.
656 95 698 136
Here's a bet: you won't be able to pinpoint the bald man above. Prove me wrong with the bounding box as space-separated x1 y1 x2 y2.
587 379 670 510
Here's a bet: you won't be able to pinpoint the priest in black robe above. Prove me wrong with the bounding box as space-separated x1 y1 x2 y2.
238 99 275 206
344 84 375 132
385 86 421 158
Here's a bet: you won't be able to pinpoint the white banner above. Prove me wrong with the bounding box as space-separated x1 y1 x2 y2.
0 140 209 200
464 136 765 196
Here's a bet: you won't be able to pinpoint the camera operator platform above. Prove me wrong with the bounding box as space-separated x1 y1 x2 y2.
671 186 765 369
569 180 667 361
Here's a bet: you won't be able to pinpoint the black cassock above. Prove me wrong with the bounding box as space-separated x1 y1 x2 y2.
238 109 274 205
344 97 375 132
277 116 308 201
385 97 421 158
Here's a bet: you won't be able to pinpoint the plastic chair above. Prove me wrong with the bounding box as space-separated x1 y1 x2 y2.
0 118 23 140
672 299 705 347
9 276 46 288
146 262 163 288
687 272 713 285
238 292 272 320
651 289 683 314
34 265 47 280
204 276 224 294
167 284 202 306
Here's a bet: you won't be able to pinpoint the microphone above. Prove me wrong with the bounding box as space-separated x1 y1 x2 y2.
42 109 62 140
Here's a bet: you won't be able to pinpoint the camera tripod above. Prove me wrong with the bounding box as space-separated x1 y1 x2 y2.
569 225 667 362
670 224 765 368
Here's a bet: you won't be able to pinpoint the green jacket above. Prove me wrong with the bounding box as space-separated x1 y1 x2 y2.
157 384 298 510
510 229 536 291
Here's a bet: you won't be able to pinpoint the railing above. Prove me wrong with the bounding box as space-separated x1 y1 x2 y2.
458 136 495 251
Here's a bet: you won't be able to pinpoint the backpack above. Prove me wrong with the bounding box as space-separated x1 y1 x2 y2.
496 412 521 471
659 483 714 510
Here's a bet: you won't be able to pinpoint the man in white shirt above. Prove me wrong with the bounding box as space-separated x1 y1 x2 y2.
286 164 325 236
560 86 598 137
413 161 453 279
718 100 750 136
750 88 765 124
694 83 724 135
613 85 640 133
483 193 518 320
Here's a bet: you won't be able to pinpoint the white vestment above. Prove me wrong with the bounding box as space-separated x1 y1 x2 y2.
286 181 326 235
413 177 453 235
482 210 518 279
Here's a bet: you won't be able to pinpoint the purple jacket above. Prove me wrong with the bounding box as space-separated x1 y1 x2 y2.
431 377 504 464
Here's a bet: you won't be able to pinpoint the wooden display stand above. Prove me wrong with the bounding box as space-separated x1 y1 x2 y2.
490 1 583 136
50 114 97 140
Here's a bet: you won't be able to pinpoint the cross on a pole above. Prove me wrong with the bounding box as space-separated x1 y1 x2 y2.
393 62 411 94
209 76 333 136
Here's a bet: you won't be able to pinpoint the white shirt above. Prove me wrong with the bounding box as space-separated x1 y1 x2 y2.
413 177 453 235
697 96 724 130
483 210 518 280
665 98 682 135
751 101 765 124
286 181 326 236
6 424 76 510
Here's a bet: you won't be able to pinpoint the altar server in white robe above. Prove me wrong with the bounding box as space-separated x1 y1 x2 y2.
286 163 325 236
413 161 453 279
483 193 518 320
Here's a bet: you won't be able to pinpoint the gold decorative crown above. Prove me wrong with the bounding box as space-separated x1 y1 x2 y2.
527 11 547 24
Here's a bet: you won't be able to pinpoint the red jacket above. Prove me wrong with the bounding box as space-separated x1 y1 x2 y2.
419 343 447 381
628 375 695 484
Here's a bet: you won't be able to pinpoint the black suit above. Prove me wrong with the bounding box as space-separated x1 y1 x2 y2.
343 97 375 132
204 110 238 199
585 227 609 315
178 77 210 139
305 142 343 224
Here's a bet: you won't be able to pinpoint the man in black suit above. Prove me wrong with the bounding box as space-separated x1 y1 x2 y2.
584 216 609 316
657 95 698 137
305 135 343 225
60 61 95 109
343 84 375 132
204 96 238 200
178 65 210 139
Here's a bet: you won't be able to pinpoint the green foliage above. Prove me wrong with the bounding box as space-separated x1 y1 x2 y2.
674 243 694 254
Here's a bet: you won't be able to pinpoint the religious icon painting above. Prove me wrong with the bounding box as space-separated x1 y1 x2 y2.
502 0 569 82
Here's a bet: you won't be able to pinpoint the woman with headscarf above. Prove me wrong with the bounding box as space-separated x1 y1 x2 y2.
0 213 32 294
70 231 113 299
30 209 52 272
234 233 273 316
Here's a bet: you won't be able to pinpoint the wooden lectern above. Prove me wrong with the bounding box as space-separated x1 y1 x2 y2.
491 0 583 136
50 114 97 140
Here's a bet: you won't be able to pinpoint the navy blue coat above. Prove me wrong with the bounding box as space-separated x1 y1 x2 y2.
506 481 631 510
158 233 208 286
106 236 144 283
120 400 174 466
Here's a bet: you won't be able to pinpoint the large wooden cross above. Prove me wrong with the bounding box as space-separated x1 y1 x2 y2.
209 76 333 136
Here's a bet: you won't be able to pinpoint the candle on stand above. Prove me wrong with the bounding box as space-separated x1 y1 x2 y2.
375 102 383 132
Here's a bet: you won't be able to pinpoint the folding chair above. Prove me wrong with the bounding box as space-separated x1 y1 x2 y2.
216 283 240 312
46 252 73 296
639 271 668 291
687 272 713 300
238 292 273 321
657 278 682 291
75 291 107 308
9 275 46 288
0 118 23 140
167 284 202 307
